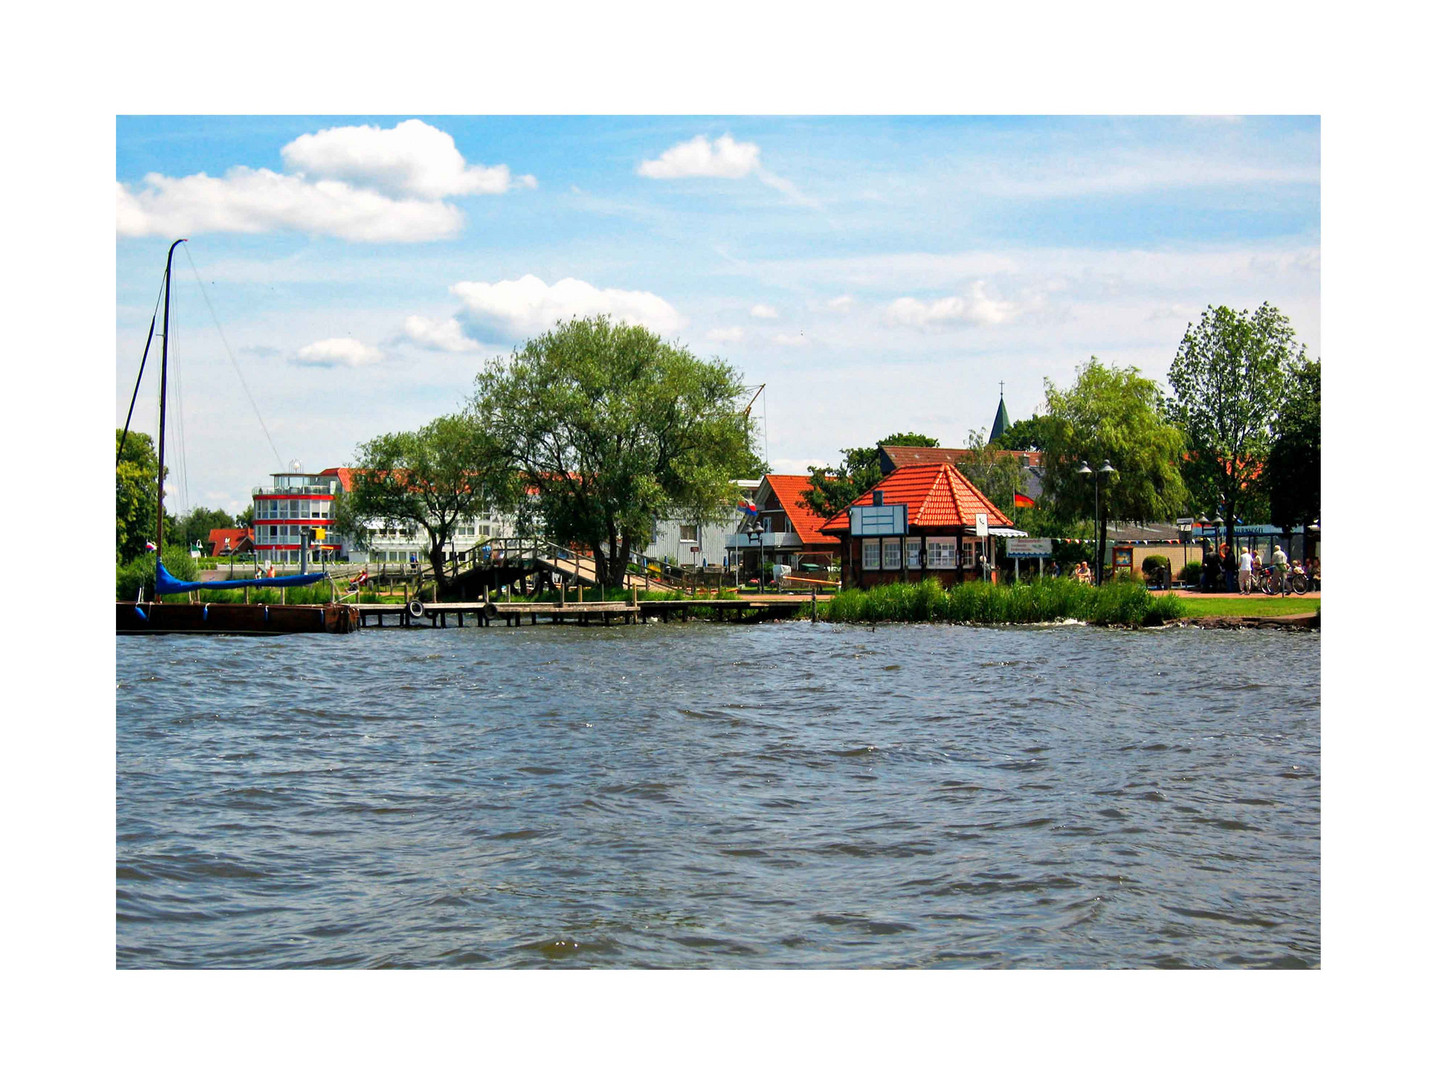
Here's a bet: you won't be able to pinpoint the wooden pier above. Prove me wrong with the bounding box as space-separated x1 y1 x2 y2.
354 594 830 629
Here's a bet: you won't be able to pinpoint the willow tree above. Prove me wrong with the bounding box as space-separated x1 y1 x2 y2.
1168 302 1303 555
471 316 757 589
1042 360 1187 575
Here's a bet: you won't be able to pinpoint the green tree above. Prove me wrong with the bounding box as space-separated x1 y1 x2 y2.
471 316 758 589
1168 302 1302 553
1265 355 1320 530
178 506 237 550
1042 359 1188 575
956 429 1024 511
235 506 255 529
992 414 1052 453
117 429 161 563
800 432 940 520
341 413 512 595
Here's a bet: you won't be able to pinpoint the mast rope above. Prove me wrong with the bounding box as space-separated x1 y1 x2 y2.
117 271 167 465
183 247 285 468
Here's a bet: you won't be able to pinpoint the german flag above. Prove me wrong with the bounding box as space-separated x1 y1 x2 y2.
1013 492 1036 509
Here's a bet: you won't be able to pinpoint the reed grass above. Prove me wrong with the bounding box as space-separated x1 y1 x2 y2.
824 577 1182 628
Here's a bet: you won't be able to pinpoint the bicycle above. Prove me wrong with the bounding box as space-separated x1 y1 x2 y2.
1258 565 1308 596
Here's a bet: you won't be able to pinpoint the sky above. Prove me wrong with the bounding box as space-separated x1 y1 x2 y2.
116 115 1320 516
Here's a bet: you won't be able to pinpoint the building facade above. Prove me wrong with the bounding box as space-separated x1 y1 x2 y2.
820 463 1015 589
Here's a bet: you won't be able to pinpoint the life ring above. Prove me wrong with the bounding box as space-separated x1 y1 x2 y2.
407 599 425 619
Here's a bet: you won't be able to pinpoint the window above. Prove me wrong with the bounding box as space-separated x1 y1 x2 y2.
882 538 901 570
963 538 983 568
862 538 880 570
906 538 922 570
680 525 698 542
927 536 957 569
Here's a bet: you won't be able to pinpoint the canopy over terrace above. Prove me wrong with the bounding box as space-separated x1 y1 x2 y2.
820 463 1015 588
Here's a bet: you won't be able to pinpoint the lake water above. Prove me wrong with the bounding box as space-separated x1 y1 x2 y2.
116 619 1320 968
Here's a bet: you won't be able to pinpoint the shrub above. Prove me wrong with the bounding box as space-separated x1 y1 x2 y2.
1179 561 1202 586
823 576 1174 628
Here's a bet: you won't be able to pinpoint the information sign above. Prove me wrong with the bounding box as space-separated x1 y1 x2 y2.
1006 537 1053 557
975 513 989 538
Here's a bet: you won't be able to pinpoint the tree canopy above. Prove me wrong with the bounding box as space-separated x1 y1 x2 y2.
177 506 236 550
340 413 511 593
117 429 162 563
1042 360 1187 569
1264 355 1320 530
955 429 1025 512
471 316 757 588
800 432 939 520
1168 302 1303 552
992 414 1051 453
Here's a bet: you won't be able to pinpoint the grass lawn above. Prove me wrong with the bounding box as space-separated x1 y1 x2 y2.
1173 595 1320 617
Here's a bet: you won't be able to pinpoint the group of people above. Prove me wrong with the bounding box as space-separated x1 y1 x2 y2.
1071 561 1093 585
1198 540 1319 595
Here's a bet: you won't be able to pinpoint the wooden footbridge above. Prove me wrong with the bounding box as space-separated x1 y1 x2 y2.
412 536 679 598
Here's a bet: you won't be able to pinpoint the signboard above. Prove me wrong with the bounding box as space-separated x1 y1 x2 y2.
850 503 908 536
1006 537 1053 557
975 513 989 538
1176 517 1193 527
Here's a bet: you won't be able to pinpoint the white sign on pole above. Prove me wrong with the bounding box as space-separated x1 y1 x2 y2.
975 513 989 538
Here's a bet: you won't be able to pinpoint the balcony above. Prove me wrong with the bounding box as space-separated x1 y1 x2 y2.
253 485 337 496
723 531 803 550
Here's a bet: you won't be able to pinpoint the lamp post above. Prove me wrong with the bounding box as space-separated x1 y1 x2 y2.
1076 460 1116 583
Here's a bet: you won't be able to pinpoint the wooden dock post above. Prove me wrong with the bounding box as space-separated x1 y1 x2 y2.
811 586 818 622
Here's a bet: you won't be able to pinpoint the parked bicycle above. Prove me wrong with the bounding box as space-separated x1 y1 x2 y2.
1258 564 1308 595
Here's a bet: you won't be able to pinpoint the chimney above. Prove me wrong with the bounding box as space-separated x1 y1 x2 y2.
873 490 884 506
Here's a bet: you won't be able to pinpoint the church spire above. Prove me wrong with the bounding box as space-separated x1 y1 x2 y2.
989 381 1011 444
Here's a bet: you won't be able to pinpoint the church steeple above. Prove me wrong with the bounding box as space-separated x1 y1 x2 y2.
989 381 1011 444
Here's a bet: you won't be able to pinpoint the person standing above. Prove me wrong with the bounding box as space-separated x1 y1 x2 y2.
1221 543 1238 593
1270 546 1290 596
1238 546 1253 594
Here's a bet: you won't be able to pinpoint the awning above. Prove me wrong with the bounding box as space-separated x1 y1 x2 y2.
988 527 1029 538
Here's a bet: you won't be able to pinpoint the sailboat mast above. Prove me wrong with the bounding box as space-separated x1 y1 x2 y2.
155 238 186 557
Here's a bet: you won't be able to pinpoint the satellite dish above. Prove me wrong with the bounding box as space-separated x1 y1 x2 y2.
289 459 302 472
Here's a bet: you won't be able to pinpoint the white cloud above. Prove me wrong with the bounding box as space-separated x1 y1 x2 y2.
707 326 746 344
885 282 1021 329
116 170 463 242
293 338 384 368
281 119 535 199
750 304 779 319
117 119 533 242
450 275 685 338
638 134 817 207
401 315 482 353
638 134 761 179
826 294 855 312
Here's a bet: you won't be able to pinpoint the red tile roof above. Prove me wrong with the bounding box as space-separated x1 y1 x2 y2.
208 528 253 557
880 445 1041 470
820 463 1014 533
762 474 841 546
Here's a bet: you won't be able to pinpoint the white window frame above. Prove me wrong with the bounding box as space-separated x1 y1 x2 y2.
906 537 922 570
679 524 698 542
882 537 902 570
927 536 957 570
862 538 880 570
963 537 983 568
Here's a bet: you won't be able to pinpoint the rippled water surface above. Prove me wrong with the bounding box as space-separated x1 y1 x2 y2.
117 621 1320 968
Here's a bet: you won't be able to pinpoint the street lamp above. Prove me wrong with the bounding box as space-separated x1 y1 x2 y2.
1076 460 1116 583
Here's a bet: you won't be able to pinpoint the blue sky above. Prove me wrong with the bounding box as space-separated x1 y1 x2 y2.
116 115 1319 515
